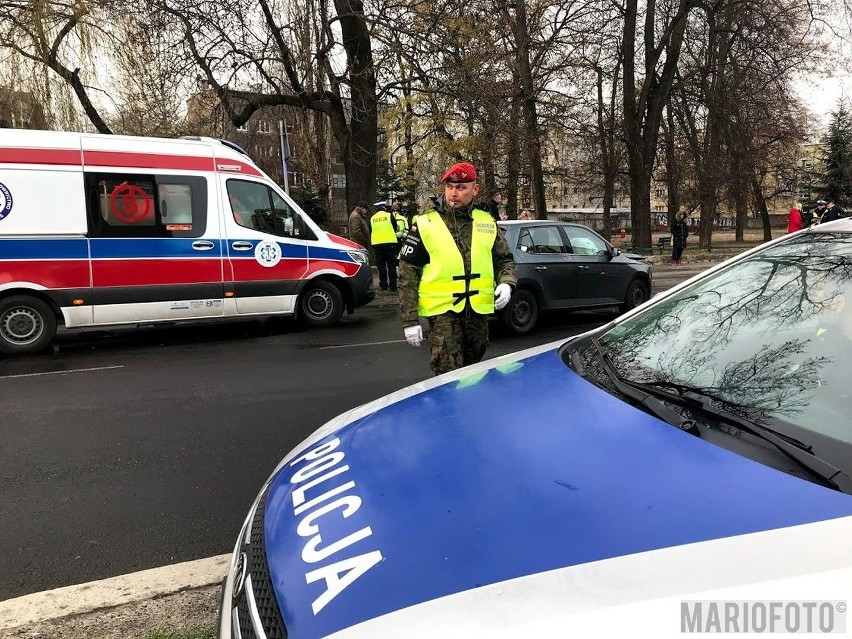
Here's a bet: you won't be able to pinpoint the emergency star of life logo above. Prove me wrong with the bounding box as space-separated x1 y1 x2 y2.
255 240 282 267
0 181 12 222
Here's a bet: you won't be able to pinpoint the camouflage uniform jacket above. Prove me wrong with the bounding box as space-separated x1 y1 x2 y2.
398 203 517 327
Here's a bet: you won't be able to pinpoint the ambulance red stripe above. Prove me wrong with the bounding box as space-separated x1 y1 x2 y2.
228 259 311 282
0 260 90 289
91 259 223 287
0 148 262 176
84 151 215 172
0 148 80 166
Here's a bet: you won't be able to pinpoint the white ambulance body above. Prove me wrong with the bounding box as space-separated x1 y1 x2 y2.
0 129 374 354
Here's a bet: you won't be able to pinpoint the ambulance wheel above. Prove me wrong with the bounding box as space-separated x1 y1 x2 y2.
0 295 57 355
299 281 344 327
501 289 538 335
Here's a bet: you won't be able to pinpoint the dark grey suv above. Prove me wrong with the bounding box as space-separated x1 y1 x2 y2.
497 221 652 334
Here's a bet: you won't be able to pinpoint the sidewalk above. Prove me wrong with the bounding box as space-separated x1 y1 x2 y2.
0 556 227 638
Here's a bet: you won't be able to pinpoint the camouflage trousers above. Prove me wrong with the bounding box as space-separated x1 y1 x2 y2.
427 310 489 376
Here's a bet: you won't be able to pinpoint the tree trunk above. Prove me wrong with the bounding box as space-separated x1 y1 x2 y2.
513 0 547 220
333 0 378 212
751 176 772 241
621 0 689 250
506 82 522 219
665 107 681 224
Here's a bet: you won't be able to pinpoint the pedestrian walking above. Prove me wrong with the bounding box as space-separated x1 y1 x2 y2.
398 161 517 376
787 202 804 233
518 209 533 220
371 199 399 291
670 210 689 265
348 200 371 250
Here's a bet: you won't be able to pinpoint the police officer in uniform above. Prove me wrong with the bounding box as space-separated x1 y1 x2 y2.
398 162 517 375
392 202 409 245
371 200 399 291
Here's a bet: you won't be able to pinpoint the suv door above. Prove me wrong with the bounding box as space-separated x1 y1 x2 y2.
223 178 310 315
561 224 626 305
516 225 577 308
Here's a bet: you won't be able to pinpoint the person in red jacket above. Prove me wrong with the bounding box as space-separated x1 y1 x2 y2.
787 202 804 233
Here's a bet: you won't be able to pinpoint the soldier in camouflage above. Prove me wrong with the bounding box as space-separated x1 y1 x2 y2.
398 162 517 375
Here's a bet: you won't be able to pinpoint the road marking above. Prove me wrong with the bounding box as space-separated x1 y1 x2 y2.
0 554 230 631
0 365 124 380
320 339 407 349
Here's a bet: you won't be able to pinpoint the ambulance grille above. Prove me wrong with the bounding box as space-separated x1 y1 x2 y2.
235 493 287 639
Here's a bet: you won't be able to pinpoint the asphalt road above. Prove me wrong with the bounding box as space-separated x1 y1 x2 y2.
0 264 702 601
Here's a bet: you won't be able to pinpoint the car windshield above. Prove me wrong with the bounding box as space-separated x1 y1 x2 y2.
598 232 852 445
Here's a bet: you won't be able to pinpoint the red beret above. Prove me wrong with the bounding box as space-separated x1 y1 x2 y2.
440 162 478 183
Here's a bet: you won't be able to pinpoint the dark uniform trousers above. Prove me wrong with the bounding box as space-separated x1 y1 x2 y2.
427 309 489 375
375 245 398 291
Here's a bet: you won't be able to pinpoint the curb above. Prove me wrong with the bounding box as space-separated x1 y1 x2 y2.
0 554 229 633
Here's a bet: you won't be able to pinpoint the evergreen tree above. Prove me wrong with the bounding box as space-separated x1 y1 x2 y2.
823 101 852 203
376 159 417 218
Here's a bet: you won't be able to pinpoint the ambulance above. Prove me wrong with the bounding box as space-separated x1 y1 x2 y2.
0 129 374 354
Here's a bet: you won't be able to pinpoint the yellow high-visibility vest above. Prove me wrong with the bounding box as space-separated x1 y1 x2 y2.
394 213 409 238
370 210 397 245
416 208 496 316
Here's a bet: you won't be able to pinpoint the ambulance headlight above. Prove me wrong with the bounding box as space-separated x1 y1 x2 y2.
348 250 369 264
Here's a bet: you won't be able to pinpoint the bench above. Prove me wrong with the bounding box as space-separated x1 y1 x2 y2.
655 236 671 254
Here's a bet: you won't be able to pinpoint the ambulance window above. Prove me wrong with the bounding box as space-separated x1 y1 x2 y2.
228 179 317 240
85 173 207 238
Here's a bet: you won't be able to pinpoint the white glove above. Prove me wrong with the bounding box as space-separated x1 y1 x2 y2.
404 325 423 347
494 283 512 311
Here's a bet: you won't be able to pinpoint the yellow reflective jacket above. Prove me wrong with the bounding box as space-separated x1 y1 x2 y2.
416 208 496 316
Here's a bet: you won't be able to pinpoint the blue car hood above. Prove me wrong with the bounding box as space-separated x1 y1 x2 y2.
262 347 852 639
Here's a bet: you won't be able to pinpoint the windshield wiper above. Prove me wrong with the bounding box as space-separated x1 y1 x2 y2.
586 338 699 436
640 378 852 493
644 380 812 451
586 339 852 493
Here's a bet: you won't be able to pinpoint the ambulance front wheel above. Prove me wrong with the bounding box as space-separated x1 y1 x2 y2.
299 281 344 327
0 295 58 355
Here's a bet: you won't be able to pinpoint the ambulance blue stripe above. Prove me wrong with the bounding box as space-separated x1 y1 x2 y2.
0 238 89 260
308 245 356 262
89 238 223 259
263 348 852 639
89 238 306 259
0 237 351 261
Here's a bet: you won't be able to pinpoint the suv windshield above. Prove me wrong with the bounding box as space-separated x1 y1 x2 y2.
598 232 852 444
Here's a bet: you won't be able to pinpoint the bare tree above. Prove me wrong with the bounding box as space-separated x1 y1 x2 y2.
0 0 114 132
621 0 691 248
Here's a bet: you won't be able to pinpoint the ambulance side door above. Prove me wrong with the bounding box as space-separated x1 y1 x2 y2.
85 171 226 324
221 177 309 315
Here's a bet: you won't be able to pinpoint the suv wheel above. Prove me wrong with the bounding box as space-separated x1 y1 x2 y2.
620 279 649 313
501 289 539 335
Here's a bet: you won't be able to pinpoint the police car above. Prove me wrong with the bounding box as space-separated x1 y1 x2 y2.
220 219 852 638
